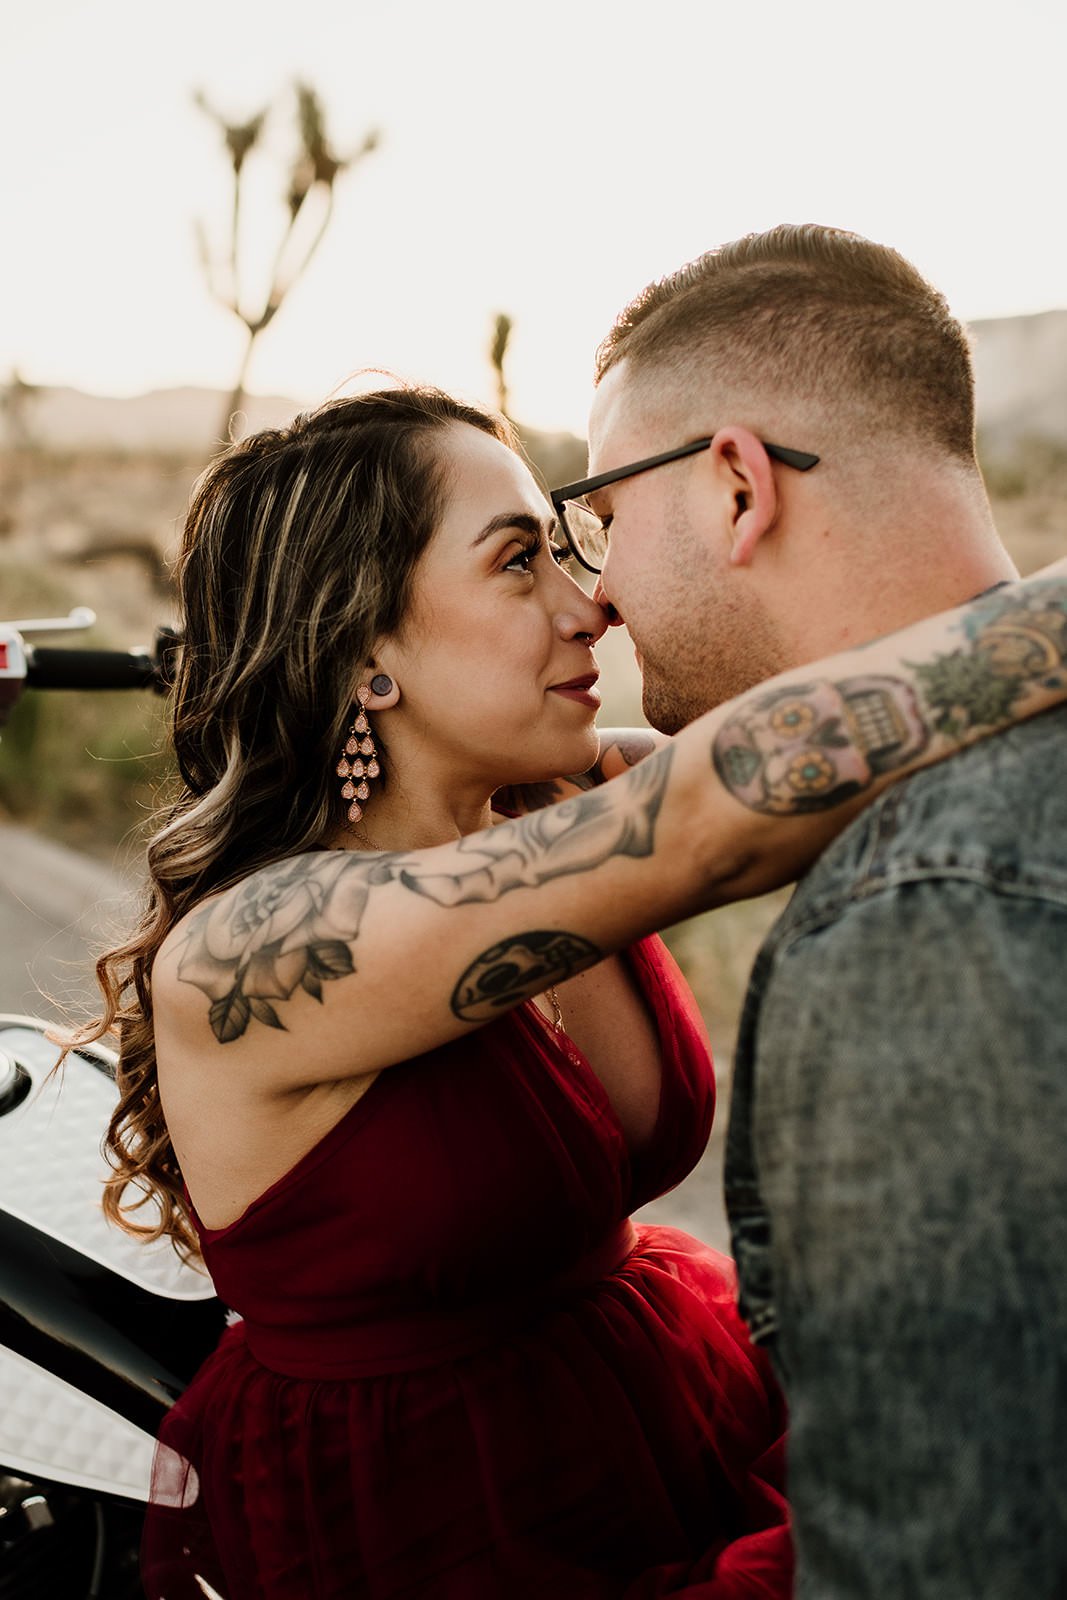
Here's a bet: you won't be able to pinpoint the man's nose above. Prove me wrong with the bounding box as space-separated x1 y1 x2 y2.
592 577 624 627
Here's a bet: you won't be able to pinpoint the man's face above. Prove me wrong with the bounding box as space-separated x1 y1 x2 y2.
586 362 786 731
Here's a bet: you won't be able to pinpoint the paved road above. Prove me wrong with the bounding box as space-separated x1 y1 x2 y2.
0 824 732 1252
0 823 135 1022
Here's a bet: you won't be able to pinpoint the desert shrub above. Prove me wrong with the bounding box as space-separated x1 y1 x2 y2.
0 557 174 860
979 433 1067 500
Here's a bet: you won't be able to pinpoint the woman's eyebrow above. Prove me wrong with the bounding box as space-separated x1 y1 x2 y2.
471 511 551 547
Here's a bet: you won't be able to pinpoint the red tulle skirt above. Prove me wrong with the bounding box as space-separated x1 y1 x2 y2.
144 1227 790 1599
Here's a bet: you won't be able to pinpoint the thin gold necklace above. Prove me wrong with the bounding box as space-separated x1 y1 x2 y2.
547 987 564 1033
346 828 391 852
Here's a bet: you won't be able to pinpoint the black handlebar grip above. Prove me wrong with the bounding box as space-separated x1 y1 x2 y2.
25 646 160 691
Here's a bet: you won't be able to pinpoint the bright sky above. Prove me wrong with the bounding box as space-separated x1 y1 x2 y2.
3 0 1065 435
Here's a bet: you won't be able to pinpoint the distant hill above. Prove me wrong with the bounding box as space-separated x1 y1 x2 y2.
13 383 588 485
21 385 301 453
970 309 1067 459
11 307 1067 466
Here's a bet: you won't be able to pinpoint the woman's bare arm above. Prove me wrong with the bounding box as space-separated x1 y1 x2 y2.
154 564 1067 1087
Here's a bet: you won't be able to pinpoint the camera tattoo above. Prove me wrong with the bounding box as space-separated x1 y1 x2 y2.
451 931 602 1023
713 580 1067 815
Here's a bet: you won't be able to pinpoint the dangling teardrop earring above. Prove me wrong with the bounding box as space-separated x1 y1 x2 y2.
335 686 382 824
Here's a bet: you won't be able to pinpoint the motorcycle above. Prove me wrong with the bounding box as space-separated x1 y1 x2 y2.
0 612 227 1598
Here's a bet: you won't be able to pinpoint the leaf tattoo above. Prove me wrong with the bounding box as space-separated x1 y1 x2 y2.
177 854 369 1042
913 584 1067 736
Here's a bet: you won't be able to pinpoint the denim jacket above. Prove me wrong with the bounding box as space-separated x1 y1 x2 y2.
725 706 1067 1598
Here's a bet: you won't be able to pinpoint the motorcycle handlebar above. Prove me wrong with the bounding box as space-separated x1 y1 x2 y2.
0 626 176 726
26 645 163 692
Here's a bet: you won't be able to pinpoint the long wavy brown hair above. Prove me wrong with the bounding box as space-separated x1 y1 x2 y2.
72 386 517 1259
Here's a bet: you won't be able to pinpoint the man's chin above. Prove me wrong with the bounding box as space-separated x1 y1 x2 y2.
637 627 785 731
640 676 708 736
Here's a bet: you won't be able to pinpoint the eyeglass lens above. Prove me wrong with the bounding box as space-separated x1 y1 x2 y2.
560 500 609 571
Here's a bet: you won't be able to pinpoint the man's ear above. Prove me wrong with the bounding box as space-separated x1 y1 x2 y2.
710 426 780 568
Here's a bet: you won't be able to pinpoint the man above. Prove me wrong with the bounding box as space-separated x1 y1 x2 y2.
569 225 1067 1595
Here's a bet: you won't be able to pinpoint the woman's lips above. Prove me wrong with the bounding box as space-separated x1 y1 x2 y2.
548 675 601 709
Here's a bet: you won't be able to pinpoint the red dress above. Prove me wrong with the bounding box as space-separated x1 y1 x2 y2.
143 936 791 1599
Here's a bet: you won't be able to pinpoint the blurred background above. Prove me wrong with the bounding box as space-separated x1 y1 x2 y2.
2 0 1065 1246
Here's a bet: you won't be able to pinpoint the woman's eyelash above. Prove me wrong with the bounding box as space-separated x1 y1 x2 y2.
503 544 539 573
503 540 575 573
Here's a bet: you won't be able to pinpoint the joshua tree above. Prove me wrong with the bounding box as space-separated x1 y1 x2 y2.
195 83 379 442
489 313 513 419
0 368 42 537
0 368 40 451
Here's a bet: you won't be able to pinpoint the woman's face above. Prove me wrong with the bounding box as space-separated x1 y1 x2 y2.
379 423 610 790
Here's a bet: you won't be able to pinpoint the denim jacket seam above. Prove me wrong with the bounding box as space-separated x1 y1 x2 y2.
856 778 906 882
765 862 1067 956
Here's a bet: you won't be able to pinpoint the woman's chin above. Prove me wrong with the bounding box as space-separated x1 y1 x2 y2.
560 728 601 777
501 737 599 789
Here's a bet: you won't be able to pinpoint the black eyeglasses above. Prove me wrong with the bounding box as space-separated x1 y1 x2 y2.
550 436 820 574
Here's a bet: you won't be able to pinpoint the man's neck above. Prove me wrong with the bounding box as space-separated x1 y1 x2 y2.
776 469 1018 663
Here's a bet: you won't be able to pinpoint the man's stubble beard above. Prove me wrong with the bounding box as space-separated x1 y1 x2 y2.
636 585 788 735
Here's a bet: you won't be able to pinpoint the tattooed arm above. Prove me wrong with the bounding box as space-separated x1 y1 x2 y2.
156 565 1067 1081
492 728 668 815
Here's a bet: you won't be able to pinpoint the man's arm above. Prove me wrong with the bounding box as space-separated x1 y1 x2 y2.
156 568 1067 1082
752 878 1067 1598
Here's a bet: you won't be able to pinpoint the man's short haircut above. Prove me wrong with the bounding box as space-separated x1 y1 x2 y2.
595 224 977 462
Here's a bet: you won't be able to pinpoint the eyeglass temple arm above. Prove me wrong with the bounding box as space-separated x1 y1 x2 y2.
763 442 820 471
551 438 818 508
550 441 711 507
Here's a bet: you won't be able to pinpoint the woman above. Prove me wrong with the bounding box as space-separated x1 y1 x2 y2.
90 387 1065 1599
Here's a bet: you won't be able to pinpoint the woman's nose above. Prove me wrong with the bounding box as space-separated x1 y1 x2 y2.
558 581 610 644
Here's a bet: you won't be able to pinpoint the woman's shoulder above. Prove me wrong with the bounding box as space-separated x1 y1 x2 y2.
152 850 334 1037
150 843 433 1093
